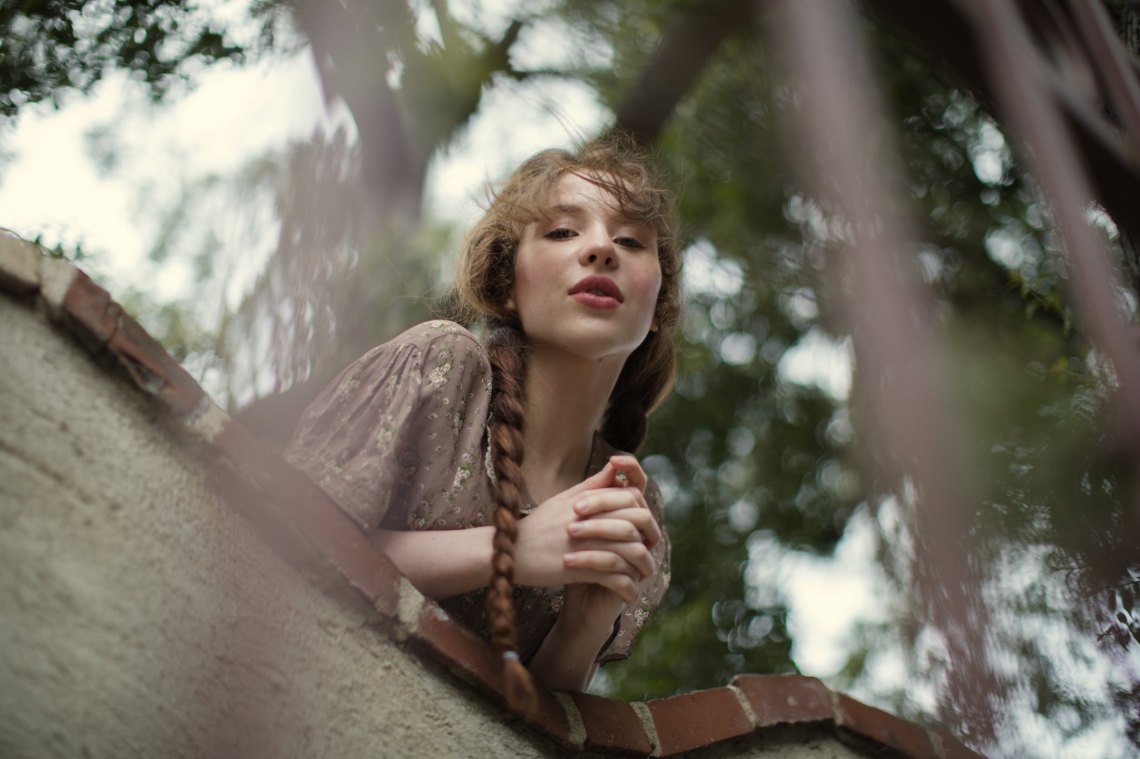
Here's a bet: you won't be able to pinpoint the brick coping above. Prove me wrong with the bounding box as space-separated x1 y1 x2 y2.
0 235 985 758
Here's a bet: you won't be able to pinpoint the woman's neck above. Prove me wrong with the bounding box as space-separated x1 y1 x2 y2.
520 345 625 502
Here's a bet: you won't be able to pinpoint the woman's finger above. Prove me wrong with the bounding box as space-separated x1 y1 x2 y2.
613 508 662 549
568 517 642 544
573 487 650 517
607 455 648 492
564 562 640 604
565 460 616 497
566 541 656 580
609 540 655 579
564 549 641 580
568 512 662 550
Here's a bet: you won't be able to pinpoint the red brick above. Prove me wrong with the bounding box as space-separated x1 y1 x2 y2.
732 674 833 726
414 601 504 694
835 693 937 759
932 727 988 759
211 419 400 616
61 270 206 415
647 686 754 755
412 603 570 745
526 684 572 747
62 270 121 344
108 315 205 415
571 692 653 755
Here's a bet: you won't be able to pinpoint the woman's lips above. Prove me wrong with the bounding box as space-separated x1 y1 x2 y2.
570 291 621 309
569 276 623 309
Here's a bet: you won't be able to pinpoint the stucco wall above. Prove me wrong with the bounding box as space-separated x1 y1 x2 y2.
0 293 569 757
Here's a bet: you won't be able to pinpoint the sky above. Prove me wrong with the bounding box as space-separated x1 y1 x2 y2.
0 53 325 301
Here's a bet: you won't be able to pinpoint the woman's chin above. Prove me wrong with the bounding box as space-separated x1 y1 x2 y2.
528 331 645 365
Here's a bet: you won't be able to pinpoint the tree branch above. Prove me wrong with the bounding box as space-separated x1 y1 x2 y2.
294 0 421 223
613 0 751 145
430 0 462 52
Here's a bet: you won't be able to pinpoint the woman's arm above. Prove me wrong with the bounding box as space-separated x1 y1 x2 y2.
528 456 664 691
526 596 618 690
380 518 630 691
372 526 494 600
377 456 662 691
374 460 657 601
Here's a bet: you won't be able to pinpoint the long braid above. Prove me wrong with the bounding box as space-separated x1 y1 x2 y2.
485 322 537 715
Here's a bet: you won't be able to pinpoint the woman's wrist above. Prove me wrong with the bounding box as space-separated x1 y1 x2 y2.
528 598 620 691
557 594 624 640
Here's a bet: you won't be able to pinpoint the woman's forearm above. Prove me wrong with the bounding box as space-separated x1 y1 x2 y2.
527 604 618 692
373 526 494 599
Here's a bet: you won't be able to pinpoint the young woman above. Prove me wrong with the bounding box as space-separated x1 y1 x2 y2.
285 138 680 710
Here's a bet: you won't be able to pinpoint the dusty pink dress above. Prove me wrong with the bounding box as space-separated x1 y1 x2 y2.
285 320 670 663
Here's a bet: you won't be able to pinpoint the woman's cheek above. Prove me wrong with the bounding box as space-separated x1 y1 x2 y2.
635 276 663 324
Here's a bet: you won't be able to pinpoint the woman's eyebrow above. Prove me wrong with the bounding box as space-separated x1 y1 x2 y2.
546 203 650 232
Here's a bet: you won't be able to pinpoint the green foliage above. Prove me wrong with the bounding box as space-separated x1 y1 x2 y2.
30 233 91 263
0 0 246 117
569 10 1140 756
589 29 860 699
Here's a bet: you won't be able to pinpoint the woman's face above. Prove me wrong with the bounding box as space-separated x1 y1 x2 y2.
510 172 662 364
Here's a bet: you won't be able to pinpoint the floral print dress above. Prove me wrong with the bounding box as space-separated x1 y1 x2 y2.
285 320 670 663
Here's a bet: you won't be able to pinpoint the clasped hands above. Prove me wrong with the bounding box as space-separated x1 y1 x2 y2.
513 454 662 609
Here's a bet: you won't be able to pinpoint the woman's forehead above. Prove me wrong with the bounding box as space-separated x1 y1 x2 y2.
542 172 649 227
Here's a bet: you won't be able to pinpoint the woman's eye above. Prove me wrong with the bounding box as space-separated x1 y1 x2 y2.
615 236 646 250
544 228 575 240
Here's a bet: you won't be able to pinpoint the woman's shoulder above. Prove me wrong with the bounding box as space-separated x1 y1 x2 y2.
399 319 483 349
375 320 491 402
307 321 489 411
351 320 488 375
363 319 481 356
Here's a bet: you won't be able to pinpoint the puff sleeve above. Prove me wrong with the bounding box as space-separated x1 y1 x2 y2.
284 321 494 532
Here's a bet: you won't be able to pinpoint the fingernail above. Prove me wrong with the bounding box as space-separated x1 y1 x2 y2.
568 523 583 535
575 497 591 512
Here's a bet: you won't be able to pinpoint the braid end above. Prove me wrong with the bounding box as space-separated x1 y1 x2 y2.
503 655 538 719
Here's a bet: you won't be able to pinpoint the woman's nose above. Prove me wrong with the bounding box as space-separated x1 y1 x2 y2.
579 231 617 269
